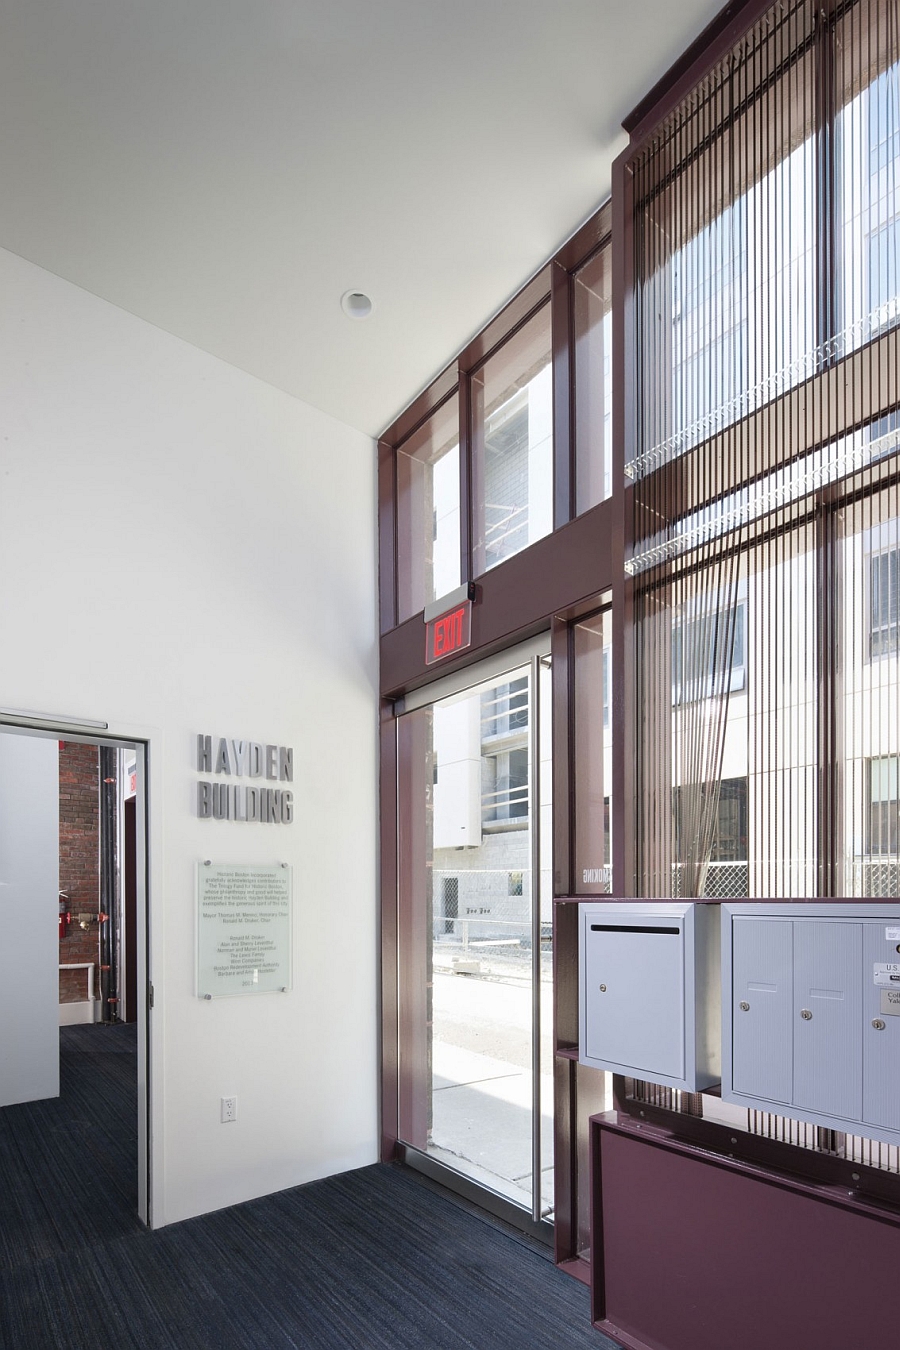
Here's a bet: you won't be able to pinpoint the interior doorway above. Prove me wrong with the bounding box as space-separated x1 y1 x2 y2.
59 743 139 1027
0 722 150 1227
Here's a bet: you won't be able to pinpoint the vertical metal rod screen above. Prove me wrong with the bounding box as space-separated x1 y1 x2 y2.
629 0 900 902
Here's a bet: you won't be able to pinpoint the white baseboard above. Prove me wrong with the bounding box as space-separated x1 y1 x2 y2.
59 999 100 1026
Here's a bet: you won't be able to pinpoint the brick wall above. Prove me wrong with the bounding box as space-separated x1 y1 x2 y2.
58 741 100 1004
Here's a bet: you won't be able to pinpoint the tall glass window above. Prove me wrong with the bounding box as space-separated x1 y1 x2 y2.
573 247 613 513
396 394 460 622
471 305 552 574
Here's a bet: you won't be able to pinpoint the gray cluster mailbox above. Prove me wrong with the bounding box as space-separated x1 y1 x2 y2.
578 901 721 1092
721 902 900 1145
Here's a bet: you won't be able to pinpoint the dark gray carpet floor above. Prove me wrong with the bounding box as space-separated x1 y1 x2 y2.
0 1025 617 1349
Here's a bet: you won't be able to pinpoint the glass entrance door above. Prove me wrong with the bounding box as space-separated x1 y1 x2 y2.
396 648 553 1224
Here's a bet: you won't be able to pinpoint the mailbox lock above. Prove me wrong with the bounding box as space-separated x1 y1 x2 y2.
739 1001 750 1011
873 1018 887 1031
800 1008 813 1020
599 984 607 993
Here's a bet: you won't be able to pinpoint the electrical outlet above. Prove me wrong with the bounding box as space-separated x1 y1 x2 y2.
221 1095 237 1123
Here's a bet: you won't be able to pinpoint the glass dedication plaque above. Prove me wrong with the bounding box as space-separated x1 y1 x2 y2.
197 862 292 998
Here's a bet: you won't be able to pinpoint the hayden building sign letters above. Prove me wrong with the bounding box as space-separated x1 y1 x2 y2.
196 735 293 823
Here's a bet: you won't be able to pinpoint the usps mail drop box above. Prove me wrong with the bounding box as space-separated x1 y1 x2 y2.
579 901 720 1092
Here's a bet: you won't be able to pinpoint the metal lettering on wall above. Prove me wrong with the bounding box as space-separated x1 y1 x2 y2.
196 734 293 823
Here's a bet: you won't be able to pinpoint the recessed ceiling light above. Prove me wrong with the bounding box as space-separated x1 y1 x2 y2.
341 290 374 320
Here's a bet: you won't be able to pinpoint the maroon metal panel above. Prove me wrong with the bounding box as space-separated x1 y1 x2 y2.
557 1256 591 1287
396 710 430 1150
622 0 774 145
552 1056 577 1265
380 496 619 698
457 267 551 374
378 439 396 635
551 617 572 897
556 900 585 1265
380 209 607 459
555 203 612 275
379 701 399 1161
553 896 578 1265
589 1118 605 1327
611 148 634 898
553 899 581 1054
458 371 473 587
551 261 574 531
817 503 839 896
379 365 459 449
573 1064 610 1259
376 212 607 531
592 1115 900 1350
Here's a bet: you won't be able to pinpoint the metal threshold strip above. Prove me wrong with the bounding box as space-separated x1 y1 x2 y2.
399 1145 554 1246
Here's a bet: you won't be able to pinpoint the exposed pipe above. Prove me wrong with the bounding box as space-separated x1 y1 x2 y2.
99 746 119 1022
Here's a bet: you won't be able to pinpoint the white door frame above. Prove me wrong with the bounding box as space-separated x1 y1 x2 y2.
0 708 161 1227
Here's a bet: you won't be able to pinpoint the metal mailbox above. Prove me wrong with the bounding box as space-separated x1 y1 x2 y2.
722 902 900 1146
579 901 721 1092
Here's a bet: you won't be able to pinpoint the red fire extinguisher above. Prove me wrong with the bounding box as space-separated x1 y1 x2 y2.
59 890 70 940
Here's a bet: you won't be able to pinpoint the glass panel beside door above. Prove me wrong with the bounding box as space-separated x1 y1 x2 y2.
396 648 553 1222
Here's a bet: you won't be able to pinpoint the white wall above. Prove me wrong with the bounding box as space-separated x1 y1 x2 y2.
0 247 378 1225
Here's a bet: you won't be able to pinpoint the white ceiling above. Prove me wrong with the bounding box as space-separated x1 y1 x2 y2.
0 1 725 437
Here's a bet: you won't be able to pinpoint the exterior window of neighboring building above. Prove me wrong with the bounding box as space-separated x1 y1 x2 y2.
868 217 900 317
481 678 529 830
866 409 900 464
508 871 523 896
870 544 900 657
482 677 528 737
868 756 900 855
672 776 748 864
672 600 746 704
673 777 749 898
483 747 529 828
709 778 748 863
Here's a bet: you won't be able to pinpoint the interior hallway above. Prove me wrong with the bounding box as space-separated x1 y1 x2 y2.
0 1027 613 1349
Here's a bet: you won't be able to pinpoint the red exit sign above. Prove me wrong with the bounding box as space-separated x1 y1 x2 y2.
425 600 472 665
